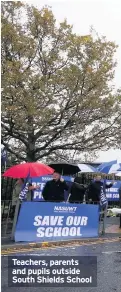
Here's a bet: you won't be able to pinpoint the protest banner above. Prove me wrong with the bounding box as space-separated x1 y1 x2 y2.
105 180 120 201
15 202 99 242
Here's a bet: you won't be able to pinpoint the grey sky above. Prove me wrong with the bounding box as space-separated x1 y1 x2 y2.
26 0 121 161
28 0 121 88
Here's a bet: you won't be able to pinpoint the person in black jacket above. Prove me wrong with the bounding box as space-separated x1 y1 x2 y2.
85 175 114 204
69 177 87 204
42 171 69 202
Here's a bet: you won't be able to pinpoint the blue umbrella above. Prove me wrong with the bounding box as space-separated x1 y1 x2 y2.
97 160 121 174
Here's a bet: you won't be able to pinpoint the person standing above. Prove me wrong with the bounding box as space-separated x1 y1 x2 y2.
85 175 114 204
85 175 114 224
42 171 69 202
68 177 87 204
11 178 39 218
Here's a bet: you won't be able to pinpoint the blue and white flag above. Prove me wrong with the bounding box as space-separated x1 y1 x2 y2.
78 164 98 173
1 147 7 166
19 173 30 201
100 186 108 208
103 178 106 194
98 160 121 174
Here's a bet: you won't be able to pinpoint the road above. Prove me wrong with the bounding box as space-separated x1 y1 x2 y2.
1 238 121 292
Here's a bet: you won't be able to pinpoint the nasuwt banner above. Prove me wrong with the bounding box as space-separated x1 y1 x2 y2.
31 175 73 201
105 180 121 201
15 202 99 242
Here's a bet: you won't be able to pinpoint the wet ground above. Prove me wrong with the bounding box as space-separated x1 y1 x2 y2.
1 238 121 292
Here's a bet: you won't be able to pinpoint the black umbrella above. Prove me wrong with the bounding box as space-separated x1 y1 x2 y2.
48 162 80 175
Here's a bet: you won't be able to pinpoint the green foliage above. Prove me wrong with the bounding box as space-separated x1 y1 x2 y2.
1 1 120 162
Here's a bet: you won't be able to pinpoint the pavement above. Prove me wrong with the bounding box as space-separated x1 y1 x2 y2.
106 224 121 233
1 217 121 292
1 238 121 292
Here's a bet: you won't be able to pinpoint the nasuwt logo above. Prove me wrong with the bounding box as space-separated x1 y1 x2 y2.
41 176 52 182
54 206 77 213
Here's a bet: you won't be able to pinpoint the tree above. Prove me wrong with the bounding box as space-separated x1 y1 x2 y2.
1 1 120 162
109 90 121 148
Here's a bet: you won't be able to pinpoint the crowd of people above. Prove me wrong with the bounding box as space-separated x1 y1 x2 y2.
10 171 120 223
10 171 121 229
12 171 114 206
42 171 114 204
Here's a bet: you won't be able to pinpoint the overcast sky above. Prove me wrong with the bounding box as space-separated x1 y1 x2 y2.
26 0 121 162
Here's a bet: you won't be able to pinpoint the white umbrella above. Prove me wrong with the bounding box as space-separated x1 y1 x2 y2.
78 164 98 173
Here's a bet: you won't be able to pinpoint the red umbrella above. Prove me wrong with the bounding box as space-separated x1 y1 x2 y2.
3 162 54 178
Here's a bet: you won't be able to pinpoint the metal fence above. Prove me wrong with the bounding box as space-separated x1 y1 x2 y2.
1 200 13 237
1 176 15 201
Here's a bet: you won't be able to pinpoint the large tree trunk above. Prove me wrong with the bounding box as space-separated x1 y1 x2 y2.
26 147 36 162
26 116 36 162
